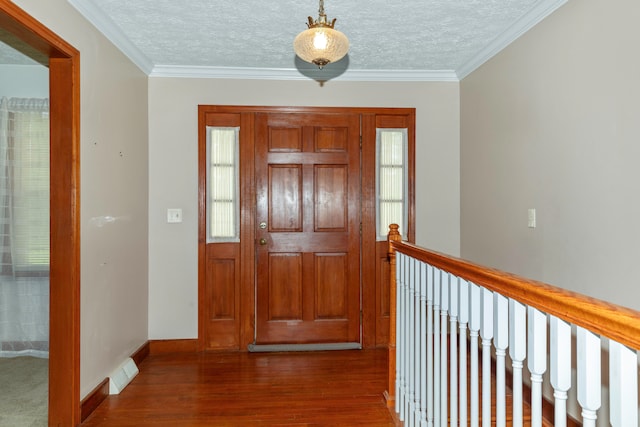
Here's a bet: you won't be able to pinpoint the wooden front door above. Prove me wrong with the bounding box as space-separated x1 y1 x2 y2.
254 112 361 345
199 106 415 351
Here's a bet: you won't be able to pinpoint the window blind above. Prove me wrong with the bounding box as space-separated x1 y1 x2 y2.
376 128 408 241
0 98 50 276
206 127 240 242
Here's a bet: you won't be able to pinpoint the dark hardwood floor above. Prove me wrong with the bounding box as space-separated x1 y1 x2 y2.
82 349 396 426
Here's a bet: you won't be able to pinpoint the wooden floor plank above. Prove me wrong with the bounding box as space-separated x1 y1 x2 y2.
82 349 396 426
81 347 540 426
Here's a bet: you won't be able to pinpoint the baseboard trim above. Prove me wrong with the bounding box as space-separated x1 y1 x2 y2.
80 377 109 422
149 339 198 355
80 341 150 422
131 341 150 366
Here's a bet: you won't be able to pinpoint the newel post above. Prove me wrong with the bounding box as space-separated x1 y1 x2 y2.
385 224 401 407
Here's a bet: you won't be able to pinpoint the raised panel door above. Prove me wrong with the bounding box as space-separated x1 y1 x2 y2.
255 112 361 344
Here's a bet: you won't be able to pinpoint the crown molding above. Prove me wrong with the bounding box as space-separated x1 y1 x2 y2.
68 0 566 82
149 65 459 82
67 0 154 75
456 0 568 79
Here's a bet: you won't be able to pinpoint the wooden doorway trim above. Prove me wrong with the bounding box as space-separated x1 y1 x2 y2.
198 106 415 351
0 1 81 425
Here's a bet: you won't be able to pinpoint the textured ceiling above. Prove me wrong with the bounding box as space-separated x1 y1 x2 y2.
96 0 539 70
2 0 568 80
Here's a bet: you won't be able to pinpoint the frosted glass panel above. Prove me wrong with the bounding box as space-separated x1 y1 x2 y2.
207 127 239 242
376 129 408 240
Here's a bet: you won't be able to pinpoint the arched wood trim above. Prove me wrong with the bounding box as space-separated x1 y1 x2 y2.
0 1 81 425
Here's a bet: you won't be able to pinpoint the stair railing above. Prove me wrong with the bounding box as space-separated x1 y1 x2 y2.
386 224 640 427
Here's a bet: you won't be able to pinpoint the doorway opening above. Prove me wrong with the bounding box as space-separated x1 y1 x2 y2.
0 1 81 425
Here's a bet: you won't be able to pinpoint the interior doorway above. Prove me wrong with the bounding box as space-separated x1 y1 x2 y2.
0 1 81 425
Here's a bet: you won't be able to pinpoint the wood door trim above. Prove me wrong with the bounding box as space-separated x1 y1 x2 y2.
198 105 415 351
196 106 207 351
196 105 415 116
238 112 256 348
0 1 82 425
361 113 377 347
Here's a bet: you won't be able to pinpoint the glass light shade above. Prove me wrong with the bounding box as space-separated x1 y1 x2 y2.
294 26 349 68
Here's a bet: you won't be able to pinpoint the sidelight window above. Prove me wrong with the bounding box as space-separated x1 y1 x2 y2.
206 127 240 242
376 128 408 241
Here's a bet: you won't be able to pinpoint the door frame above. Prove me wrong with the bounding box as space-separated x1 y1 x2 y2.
0 1 81 424
198 106 414 351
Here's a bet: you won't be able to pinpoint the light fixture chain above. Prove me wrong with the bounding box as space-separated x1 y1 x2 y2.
319 0 325 17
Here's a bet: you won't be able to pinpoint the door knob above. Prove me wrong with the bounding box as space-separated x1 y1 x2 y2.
259 238 267 245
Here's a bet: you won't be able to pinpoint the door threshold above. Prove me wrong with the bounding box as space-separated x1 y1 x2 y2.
247 342 362 353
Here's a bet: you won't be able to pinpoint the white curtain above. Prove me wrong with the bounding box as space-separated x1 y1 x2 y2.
0 97 50 359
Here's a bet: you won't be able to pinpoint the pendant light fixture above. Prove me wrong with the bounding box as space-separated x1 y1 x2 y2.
293 0 349 69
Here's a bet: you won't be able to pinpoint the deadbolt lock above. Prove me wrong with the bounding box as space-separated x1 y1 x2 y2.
259 221 267 229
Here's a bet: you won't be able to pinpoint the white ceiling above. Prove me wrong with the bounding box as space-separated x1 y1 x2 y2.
3 0 568 81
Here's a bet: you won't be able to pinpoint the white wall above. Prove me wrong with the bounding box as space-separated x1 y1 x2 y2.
461 2 640 423
461 0 640 312
148 78 460 339
12 0 150 398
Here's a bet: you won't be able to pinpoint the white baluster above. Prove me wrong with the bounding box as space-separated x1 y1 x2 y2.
440 270 449 427
425 264 434 427
408 258 416 426
407 257 415 425
395 253 402 416
458 278 469 427
550 316 571 427
432 267 441 427
577 327 601 427
609 340 637 427
449 273 459 427
527 307 547 427
397 253 405 419
493 293 509 427
469 283 481 427
480 288 494 427
412 260 423 426
418 262 427 426
509 299 526 427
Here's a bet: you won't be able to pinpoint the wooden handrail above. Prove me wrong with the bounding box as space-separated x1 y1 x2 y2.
390 238 640 351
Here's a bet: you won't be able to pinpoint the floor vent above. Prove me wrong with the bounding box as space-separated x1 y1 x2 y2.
108 357 139 394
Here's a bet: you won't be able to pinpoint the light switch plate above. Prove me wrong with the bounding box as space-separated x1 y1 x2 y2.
167 208 182 223
528 208 536 228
